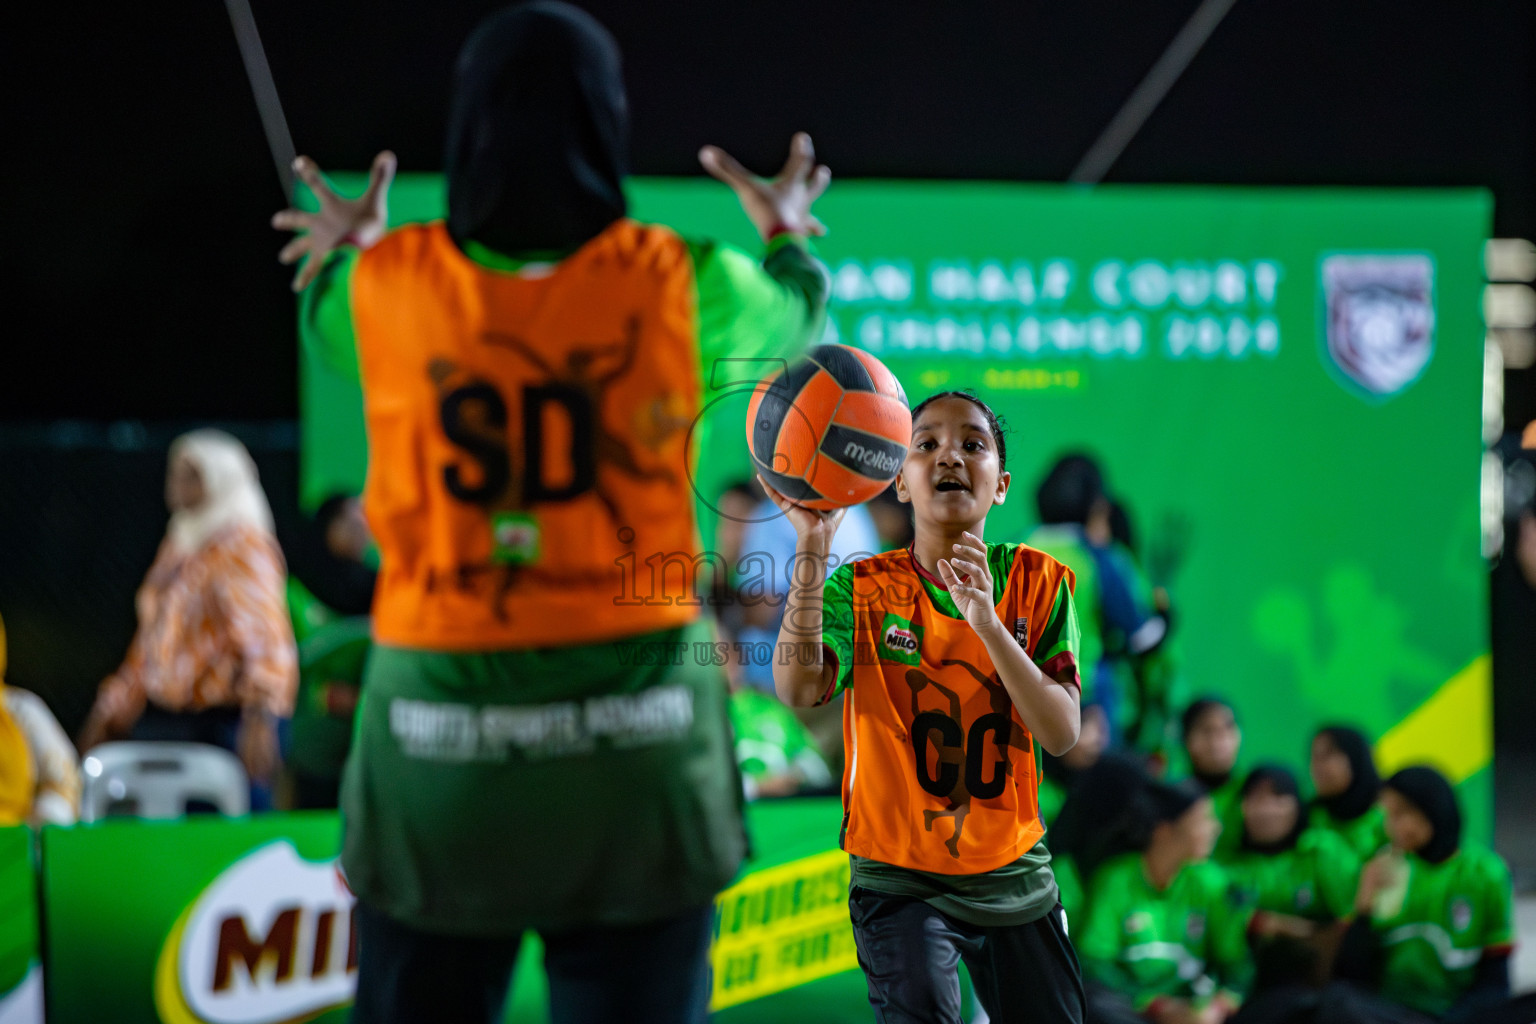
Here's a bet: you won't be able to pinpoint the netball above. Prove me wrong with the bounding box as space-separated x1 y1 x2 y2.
745 343 911 509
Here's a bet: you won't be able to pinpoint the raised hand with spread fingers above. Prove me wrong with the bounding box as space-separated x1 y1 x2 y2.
936 530 1001 638
271 150 397 292
699 132 831 242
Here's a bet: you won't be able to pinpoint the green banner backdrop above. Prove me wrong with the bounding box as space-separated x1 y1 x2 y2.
298 178 1491 836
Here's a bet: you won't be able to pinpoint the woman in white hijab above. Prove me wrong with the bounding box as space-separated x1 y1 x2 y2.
79 430 298 806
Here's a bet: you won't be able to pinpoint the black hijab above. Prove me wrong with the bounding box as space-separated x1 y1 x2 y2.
1383 766 1461 865
1040 749 1077 787
1239 764 1308 855
1051 751 1152 878
1182 697 1235 791
1312 725 1380 823
1056 757 1209 873
1143 777 1206 830
446 2 628 256
1119 777 1209 857
281 494 376 616
1041 716 1091 788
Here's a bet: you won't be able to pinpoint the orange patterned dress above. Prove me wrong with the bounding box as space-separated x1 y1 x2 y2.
95 523 298 729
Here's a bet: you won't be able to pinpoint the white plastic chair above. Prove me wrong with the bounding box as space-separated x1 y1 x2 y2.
79 741 249 822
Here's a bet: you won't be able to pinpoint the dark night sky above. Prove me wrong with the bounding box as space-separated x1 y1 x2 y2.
2 0 1531 421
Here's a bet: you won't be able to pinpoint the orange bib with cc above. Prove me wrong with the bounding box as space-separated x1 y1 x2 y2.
351 220 703 650
837 547 1075 874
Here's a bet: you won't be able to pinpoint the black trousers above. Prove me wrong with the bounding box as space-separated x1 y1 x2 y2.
848 887 1085 1024
1228 983 1441 1024
349 900 714 1024
1230 986 1536 1024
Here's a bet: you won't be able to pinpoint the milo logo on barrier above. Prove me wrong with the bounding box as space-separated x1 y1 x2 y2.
879 613 923 666
155 841 357 1024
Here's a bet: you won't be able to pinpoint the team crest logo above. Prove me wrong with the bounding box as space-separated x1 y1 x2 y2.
1185 911 1206 941
1124 911 1152 935
1013 617 1029 648
491 512 540 565
879 613 923 667
1295 884 1314 910
1451 897 1473 932
1321 254 1435 397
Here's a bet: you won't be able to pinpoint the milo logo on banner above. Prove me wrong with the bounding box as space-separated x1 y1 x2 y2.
879 613 923 666
154 841 357 1024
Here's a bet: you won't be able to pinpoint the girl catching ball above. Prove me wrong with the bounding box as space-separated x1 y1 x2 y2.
767 389 1086 1024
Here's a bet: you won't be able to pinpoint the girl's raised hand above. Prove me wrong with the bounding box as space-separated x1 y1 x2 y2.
936 531 999 635
272 151 397 291
757 475 846 548
699 133 830 242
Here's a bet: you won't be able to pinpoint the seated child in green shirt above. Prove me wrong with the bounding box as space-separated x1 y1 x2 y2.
1224 764 1361 989
1337 766 1515 1022
1308 724 1389 862
1038 702 1110 924
1079 777 1253 1024
1179 698 1245 862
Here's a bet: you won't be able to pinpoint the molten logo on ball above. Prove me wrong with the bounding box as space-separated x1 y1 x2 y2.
842 440 902 475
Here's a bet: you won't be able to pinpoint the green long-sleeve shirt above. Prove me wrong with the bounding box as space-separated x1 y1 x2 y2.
1078 853 1254 1011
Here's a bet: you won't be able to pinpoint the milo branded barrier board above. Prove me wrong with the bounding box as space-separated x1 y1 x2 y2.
43 815 353 1024
0 826 41 1024
41 802 887 1024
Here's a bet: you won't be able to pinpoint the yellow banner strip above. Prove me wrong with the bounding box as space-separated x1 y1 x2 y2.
711 849 859 1010
1374 654 1491 784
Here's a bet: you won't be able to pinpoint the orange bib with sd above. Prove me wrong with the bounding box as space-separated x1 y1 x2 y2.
351 220 703 651
838 547 1074 875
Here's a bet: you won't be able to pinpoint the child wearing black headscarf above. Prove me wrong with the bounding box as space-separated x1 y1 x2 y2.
1308 725 1390 861
1221 765 1361 998
1077 776 1254 1023
1180 696 1246 861
1229 765 1360 927
1336 766 1516 1022
1040 701 1110 827
1045 740 1141 927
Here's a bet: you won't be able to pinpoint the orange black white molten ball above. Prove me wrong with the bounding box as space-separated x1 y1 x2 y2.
745 344 912 510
